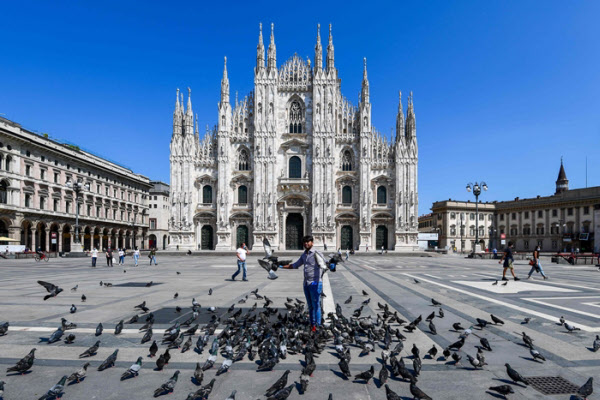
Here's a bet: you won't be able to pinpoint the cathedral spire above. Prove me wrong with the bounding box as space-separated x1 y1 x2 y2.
314 23 323 71
405 91 416 140
175 88 180 112
395 91 404 142
256 22 265 70
221 56 230 104
173 88 182 134
186 87 193 116
195 114 199 138
267 23 276 71
326 23 335 72
361 58 369 103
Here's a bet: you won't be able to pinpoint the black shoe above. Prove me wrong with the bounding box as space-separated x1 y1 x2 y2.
514 277 520 281
242 278 248 282
231 275 236 281
501 277 508 281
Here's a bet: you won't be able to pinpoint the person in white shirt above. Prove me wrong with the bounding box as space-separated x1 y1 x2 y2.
118 249 125 265
133 247 140 266
91 248 98 267
232 243 249 281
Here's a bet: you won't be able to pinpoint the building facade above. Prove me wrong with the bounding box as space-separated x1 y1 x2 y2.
420 162 599 253
169 24 419 251
0 117 152 252
148 181 170 250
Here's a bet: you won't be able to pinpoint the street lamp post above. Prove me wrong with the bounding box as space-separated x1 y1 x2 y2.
66 177 90 252
466 181 488 254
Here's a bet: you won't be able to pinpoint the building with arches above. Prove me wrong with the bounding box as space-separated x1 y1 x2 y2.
169 24 419 251
0 116 151 253
148 181 170 250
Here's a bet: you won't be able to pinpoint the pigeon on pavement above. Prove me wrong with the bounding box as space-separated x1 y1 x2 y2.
6 348 36 374
505 363 529 385
121 357 143 380
154 370 180 397
79 341 100 358
98 349 119 371
38 375 67 400
577 377 593 399
67 362 90 383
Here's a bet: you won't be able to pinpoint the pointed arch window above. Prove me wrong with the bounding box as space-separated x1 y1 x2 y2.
289 156 301 179
0 180 8 204
238 185 248 204
377 186 387 204
342 186 352 204
238 149 250 171
288 101 304 133
341 150 353 171
202 185 213 204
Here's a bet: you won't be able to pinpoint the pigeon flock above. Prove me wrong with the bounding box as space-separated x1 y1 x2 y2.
0 247 597 400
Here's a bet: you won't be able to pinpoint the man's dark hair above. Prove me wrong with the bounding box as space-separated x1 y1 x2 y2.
301 235 314 244
508 241 514 247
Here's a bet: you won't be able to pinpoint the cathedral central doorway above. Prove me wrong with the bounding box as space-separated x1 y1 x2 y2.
285 213 303 250
201 225 213 250
236 225 248 248
341 225 353 250
376 225 388 250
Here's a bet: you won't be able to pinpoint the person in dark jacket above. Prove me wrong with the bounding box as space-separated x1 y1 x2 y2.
499 241 519 281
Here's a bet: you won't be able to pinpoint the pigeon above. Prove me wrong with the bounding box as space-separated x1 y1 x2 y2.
121 357 143 380
164 349 171 364
490 314 504 325
338 357 351 378
476 318 490 329
426 311 435 322
95 323 103 336
378 360 389 385
141 338 156 357
452 322 464 331
492 280 498 285
476 348 487 366
505 363 529 385
300 374 310 394
98 349 119 371
412 344 420 358
593 335 600 352
530 348 546 362
145 281 153 287
521 332 534 348
451 352 462 365
266 370 291 396
38 375 67 400
64 334 76 344
362 290 369 296
480 337 492 351
427 345 438 359
81 294 86 302
202 354 217 371
115 320 124 335
48 327 64 344
488 385 514 398
67 362 90 383
71 285 78 291
431 298 442 306
428 321 437 335
559 316 566 325
156 353 167 370
266 384 294 400
354 365 375 383
37 281 64 300
79 341 100 358
0 321 8 335
413 357 422 376
191 378 215 400
385 384 402 400
181 336 192 353
502 281 508 286
191 362 203 385
467 354 482 369
523 317 531 324
577 377 593 399
208 288 213 295
216 359 233 375
70 304 77 313
413 278 420 284
174 292 179 299
410 382 433 400
6 348 36 374
61 318 77 330
154 370 180 397
565 322 581 332
141 328 153 344
99 281 103 286
344 296 352 304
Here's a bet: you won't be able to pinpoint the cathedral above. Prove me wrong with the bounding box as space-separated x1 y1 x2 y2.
169 24 419 251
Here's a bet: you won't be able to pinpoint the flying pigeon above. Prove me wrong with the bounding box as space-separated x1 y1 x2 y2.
37 281 63 300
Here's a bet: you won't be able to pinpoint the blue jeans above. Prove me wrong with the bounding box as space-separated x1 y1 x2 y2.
150 255 157 265
232 260 247 280
133 254 139 265
303 281 323 327
528 261 546 277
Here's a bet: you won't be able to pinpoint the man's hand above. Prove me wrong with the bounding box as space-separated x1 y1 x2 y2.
281 264 291 269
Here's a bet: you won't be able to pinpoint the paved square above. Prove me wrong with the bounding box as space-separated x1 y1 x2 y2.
0 253 599 399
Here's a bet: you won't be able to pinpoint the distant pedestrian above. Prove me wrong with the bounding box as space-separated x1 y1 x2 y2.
91 247 98 267
366 245 369 252
499 241 519 281
133 246 140 266
118 248 125 265
105 248 113 267
149 248 157 265
232 243 249 281
380 246 384 254
324 243 328 251
527 245 547 280
345 249 349 261
492 248 498 259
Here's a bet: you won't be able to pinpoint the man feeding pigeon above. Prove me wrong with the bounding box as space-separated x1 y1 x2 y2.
282 235 327 332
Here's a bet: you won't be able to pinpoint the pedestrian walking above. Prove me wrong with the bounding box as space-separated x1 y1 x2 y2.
91 247 98 267
345 249 349 261
492 247 498 259
133 246 140 266
118 248 125 265
380 245 384 254
282 236 326 331
105 248 113 267
527 245 547 280
366 245 369 252
499 241 519 281
232 243 249 281
149 248 157 265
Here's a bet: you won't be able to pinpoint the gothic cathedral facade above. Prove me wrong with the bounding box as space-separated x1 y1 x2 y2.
169 24 419 251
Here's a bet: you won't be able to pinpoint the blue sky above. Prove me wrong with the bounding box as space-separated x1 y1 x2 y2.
2 1 599 213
